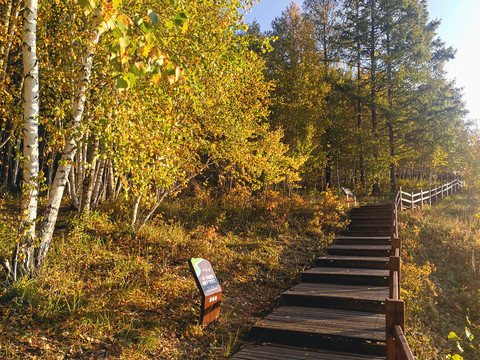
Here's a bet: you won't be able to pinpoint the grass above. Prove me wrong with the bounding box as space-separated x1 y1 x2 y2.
0 187 347 359
400 186 480 359
4 182 478 359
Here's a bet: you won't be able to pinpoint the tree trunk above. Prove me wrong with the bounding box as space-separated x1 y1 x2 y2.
7 5 106 278
5 0 40 280
91 157 106 208
81 137 99 213
0 0 21 81
369 0 380 196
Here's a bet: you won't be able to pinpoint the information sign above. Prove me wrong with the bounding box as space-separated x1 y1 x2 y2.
189 258 222 327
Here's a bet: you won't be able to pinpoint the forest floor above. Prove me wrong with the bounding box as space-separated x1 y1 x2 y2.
0 185 479 359
0 188 346 359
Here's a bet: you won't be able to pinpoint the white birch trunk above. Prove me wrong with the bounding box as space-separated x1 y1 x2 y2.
33 6 105 272
21 0 40 237
68 164 79 208
5 0 40 279
77 140 87 212
81 137 99 213
91 157 106 207
0 0 21 81
106 159 115 199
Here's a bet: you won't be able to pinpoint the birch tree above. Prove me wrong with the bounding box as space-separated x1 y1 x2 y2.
5 1 107 279
5 0 40 280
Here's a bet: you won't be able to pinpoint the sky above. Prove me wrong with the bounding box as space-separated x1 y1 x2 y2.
243 0 480 122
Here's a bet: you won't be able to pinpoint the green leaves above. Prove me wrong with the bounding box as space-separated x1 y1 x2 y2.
76 0 98 15
173 13 188 26
116 77 128 89
148 10 159 27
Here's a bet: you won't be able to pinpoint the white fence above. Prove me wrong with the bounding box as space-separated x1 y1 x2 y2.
392 179 465 238
396 179 465 211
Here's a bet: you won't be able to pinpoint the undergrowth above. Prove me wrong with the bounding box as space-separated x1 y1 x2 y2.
0 188 347 359
400 187 480 359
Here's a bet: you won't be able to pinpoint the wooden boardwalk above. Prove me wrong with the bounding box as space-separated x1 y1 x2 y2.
232 204 393 360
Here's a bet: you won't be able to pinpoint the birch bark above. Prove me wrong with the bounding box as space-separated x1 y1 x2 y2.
34 5 106 273
5 0 40 279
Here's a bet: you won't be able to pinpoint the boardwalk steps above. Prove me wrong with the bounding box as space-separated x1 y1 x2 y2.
232 204 393 360
316 255 389 269
232 344 385 360
282 283 388 312
327 244 391 257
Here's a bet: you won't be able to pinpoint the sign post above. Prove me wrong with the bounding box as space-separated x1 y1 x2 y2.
189 258 222 327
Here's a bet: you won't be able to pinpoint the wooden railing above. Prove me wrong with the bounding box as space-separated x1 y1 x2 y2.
397 179 465 211
387 178 464 359
387 199 414 359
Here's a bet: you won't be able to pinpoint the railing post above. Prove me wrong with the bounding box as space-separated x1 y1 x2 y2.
420 190 424 209
386 299 406 360
441 183 444 199
411 191 414 212
389 260 401 296
399 187 403 211
428 187 432 206
395 203 398 238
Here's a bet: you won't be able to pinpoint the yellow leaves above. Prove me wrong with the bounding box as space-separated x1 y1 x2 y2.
181 20 189 35
102 1 115 22
147 47 165 64
117 14 134 27
151 74 162 86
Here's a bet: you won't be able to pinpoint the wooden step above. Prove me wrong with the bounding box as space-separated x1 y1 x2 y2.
316 255 389 269
350 208 391 214
341 231 392 237
348 222 391 228
250 306 386 356
282 283 388 312
349 213 391 218
354 205 391 210
232 344 386 359
327 244 391 257
334 236 390 246
347 226 391 233
349 213 392 218
349 214 392 220
348 222 392 228
301 267 389 286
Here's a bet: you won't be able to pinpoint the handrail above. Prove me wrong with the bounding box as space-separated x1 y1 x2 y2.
396 179 465 212
393 325 414 360
386 178 464 359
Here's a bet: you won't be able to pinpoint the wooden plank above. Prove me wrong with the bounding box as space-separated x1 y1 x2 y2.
251 306 386 355
348 224 391 230
393 325 414 360
304 267 389 277
254 306 386 339
316 255 389 269
282 282 388 312
327 245 391 257
302 267 388 286
340 231 392 237
329 245 391 251
335 236 391 241
232 344 386 360
334 237 390 246
284 283 388 302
